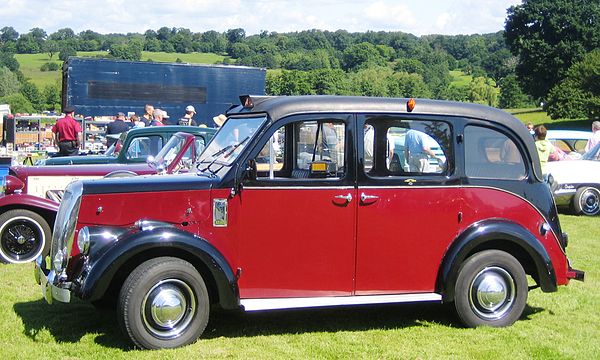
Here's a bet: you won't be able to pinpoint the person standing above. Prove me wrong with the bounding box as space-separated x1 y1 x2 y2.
534 125 555 174
52 106 82 157
150 109 167 126
584 121 600 152
404 129 437 172
178 105 198 126
106 112 132 147
140 104 154 127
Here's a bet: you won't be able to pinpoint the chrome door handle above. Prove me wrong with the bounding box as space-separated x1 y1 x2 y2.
334 193 353 203
360 192 379 204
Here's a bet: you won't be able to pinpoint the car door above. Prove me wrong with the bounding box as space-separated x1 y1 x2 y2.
355 115 461 294
236 114 357 299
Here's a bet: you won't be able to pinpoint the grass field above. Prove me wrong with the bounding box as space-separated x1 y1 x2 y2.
15 51 228 89
0 214 596 359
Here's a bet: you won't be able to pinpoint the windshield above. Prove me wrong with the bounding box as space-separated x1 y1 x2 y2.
154 133 191 170
197 116 267 174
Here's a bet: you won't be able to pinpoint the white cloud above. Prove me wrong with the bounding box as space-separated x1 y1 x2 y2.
0 0 522 37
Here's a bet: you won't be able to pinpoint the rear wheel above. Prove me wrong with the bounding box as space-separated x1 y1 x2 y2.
118 257 209 349
454 250 527 328
573 186 600 216
0 209 51 264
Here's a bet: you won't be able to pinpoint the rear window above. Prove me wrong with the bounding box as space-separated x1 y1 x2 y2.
464 126 526 180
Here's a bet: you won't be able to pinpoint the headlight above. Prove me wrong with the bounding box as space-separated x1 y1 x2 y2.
53 249 65 271
77 227 90 254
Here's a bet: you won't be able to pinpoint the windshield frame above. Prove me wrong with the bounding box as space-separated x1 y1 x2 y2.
197 115 268 175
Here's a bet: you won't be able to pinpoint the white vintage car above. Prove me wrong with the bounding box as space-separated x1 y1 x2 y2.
547 142 600 216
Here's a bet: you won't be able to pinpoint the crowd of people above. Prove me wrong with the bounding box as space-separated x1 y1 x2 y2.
52 104 227 157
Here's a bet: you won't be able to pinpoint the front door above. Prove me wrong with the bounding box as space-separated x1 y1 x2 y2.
355 115 460 294
237 115 357 299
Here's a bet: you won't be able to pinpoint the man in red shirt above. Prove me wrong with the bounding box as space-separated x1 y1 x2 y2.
52 106 82 156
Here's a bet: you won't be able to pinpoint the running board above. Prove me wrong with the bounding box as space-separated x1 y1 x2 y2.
241 293 442 312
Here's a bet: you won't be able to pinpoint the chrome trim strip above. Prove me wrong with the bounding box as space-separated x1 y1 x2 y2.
240 293 442 311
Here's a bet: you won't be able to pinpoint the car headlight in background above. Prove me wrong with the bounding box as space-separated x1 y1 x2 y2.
3 175 25 195
77 227 90 254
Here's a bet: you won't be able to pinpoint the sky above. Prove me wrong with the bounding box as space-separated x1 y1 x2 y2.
1 0 522 37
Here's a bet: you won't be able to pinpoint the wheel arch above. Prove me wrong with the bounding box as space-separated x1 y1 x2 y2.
79 228 239 310
438 219 557 302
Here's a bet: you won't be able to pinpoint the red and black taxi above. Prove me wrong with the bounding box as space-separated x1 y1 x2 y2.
35 95 584 349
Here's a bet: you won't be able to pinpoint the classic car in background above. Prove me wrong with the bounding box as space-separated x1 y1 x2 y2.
547 142 600 216
39 126 214 165
0 131 212 264
546 130 591 154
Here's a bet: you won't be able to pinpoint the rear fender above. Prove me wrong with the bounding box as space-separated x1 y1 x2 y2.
77 226 239 309
438 219 557 301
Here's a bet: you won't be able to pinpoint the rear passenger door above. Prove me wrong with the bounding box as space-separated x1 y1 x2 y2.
355 115 460 294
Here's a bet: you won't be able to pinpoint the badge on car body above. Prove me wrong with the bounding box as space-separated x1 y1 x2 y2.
213 199 228 227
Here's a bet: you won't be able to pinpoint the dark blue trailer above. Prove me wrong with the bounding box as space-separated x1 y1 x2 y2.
62 57 266 126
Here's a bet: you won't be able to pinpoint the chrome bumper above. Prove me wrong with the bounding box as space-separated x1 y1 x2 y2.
34 255 71 304
553 188 576 207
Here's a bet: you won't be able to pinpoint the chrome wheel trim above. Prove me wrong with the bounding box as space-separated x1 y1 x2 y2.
579 188 600 215
142 279 196 339
468 266 515 321
0 216 45 263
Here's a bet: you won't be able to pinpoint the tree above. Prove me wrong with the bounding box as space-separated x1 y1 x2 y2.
226 28 246 44
44 40 60 59
110 41 142 61
16 33 41 53
43 83 61 111
58 45 77 61
499 75 530 109
0 93 34 113
20 81 44 111
468 77 498 107
49 28 76 41
505 0 600 100
0 66 20 97
342 42 386 71
0 51 19 72
546 50 600 120
0 26 18 43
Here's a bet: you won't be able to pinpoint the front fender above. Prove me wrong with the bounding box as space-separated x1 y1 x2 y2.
438 219 557 301
77 226 239 309
0 193 59 212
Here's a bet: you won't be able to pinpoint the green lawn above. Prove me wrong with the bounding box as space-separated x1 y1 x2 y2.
449 70 473 87
507 108 592 131
0 214 596 359
15 51 229 89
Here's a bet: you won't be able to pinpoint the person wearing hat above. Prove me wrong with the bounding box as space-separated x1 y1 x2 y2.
178 105 198 126
150 109 168 126
106 112 132 147
52 106 82 157
212 114 227 128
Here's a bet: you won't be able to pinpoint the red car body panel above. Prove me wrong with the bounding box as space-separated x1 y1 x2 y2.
0 193 59 212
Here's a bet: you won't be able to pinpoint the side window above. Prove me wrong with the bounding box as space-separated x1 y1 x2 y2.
464 126 526 180
254 120 346 180
364 117 451 176
126 136 163 160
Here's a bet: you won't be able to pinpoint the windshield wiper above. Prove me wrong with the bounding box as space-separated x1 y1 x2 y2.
197 136 250 176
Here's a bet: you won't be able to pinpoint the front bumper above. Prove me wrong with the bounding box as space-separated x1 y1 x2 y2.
34 255 71 304
553 187 576 207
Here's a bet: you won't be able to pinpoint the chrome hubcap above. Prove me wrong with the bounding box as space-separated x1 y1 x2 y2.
469 266 515 320
580 188 600 215
142 279 196 339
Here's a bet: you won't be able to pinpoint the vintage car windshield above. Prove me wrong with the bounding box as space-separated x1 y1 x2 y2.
197 116 267 174
153 133 189 169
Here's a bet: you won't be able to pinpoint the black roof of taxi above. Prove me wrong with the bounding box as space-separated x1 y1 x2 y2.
228 95 542 179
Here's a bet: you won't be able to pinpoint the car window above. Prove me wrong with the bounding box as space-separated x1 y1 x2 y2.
254 119 346 180
364 117 451 176
125 136 163 160
551 139 572 153
464 126 526 180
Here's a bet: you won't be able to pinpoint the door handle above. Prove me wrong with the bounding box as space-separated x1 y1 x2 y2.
360 192 379 204
334 193 353 203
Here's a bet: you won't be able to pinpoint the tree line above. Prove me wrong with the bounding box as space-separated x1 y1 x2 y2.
0 0 598 119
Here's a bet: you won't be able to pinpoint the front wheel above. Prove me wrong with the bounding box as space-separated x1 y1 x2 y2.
573 186 600 216
454 250 528 328
118 257 210 349
0 209 51 264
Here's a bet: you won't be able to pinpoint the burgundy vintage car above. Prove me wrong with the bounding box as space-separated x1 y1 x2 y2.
36 95 584 349
0 132 207 264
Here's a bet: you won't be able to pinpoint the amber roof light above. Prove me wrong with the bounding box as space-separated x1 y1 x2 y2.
407 98 416 112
